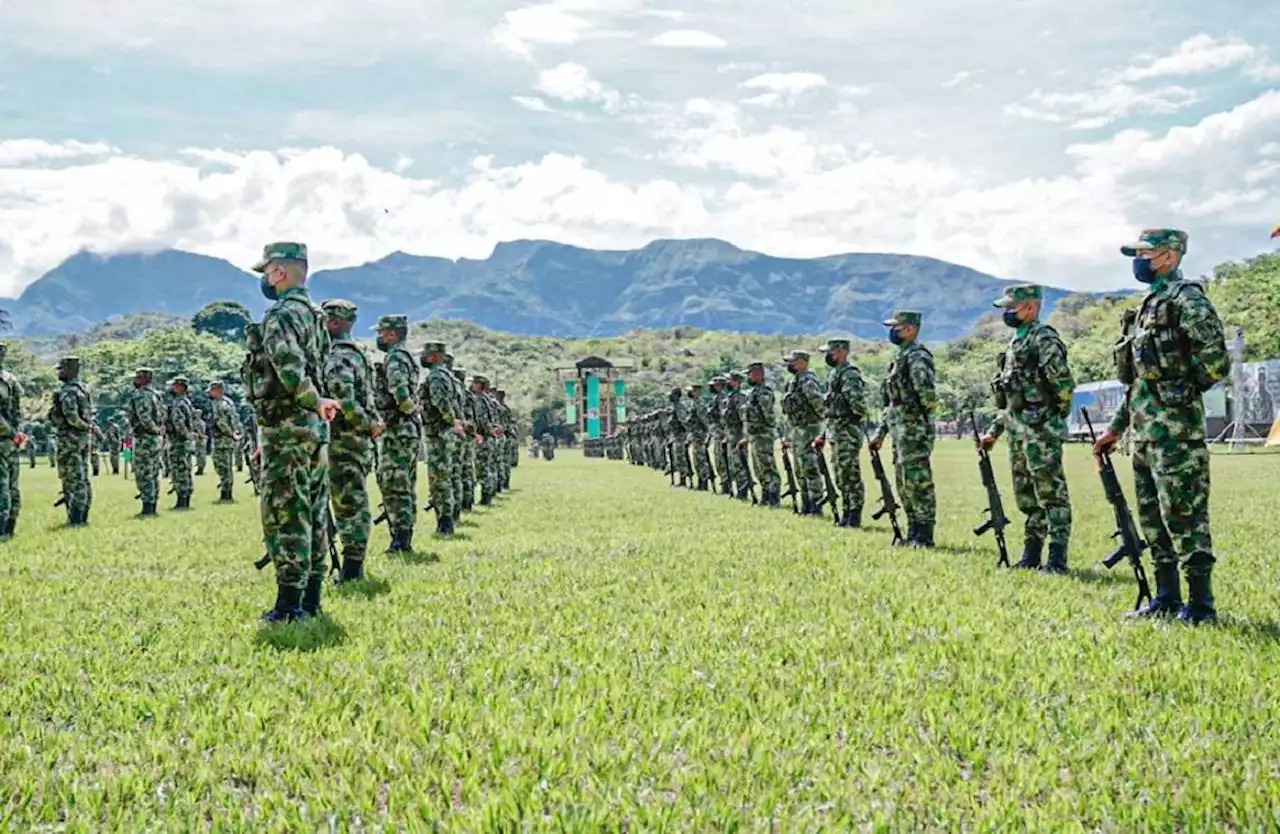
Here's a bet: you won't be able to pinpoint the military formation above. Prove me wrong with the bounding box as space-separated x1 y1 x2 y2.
618 228 1229 624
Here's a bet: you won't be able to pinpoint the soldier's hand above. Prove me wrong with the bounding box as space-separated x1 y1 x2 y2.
451 421 465 436
867 435 883 452
316 398 341 423
1092 429 1118 457
979 433 997 451
370 421 385 439
812 436 826 451
780 438 792 450
250 447 262 463
13 432 26 448
737 439 748 451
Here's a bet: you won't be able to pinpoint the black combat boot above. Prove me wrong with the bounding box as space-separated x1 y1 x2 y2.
386 532 406 554
736 488 749 502
260 584 306 624
697 479 708 491
480 490 493 506
219 486 233 503
1127 563 1182 619
898 521 917 547
141 502 156 517
452 503 461 522
439 514 455 536
910 523 935 549
847 508 862 529
1014 536 1044 570
0 515 10 541
6 516 15 537
82 505 90 525
301 573 324 617
721 481 733 496
1040 543 1068 575
1177 570 1216 625
338 551 365 583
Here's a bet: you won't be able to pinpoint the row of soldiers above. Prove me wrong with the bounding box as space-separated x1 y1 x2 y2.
619 228 1229 624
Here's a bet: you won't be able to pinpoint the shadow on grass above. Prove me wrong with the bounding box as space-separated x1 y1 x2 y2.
333 576 392 600
1069 564 1137 588
387 549 441 566
254 615 347 652
457 519 480 529
439 532 471 543
1220 616 1280 642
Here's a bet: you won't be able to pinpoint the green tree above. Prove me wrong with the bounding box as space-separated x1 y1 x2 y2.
192 301 253 342
1209 253 1280 361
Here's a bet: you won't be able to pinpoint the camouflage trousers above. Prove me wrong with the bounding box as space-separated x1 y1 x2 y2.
425 431 455 518
450 434 466 511
725 429 746 493
108 450 119 475
167 437 193 498
461 435 477 505
477 437 497 498
235 442 245 471
0 443 21 524
377 425 420 537
671 434 691 478
195 442 207 475
1132 439 1213 577
133 434 162 504
1007 421 1072 547
790 423 824 505
330 433 372 558
828 421 865 515
711 433 730 486
689 434 712 484
212 439 237 493
888 415 935 525
90 450 99 477
260 421 330 590
55 433 92 514
748 431 780 496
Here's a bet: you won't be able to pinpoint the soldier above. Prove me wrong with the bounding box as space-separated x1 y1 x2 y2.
781 350 826 515
193 413 208 476
248 241 340 622
685 382 713 490
454 366 478 512
471 374 499 504
819 337 867 528
321 298 381 582
494 388 513 491
419 341 465 535
89 417 101 477
707 376 730 494
166 376 197 510
0 344 25 538
24 420 39 468
47 434 56 469
980 285 1075 573
441 353 468 518
241 404 261 492
125 367 164 516
666 387 691 487
1093 229 1229 624
105 419 122 475
741 362 780 506
372 315 420 553
868 311 938 548
208 381 240 503
48 356 92 526
723 371 750 499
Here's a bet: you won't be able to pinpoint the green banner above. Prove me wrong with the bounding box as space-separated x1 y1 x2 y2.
564 380 577 424
614 379 626 424
585 375 601 438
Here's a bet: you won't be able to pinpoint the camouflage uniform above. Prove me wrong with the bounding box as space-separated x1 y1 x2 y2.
125 368 165 515
419 341 460 535
686 384 713 490
193 415 208 476
707 378 730 493
723 372 750 499
781 350 826 514
48 357 92 525
247 242 331 621
165 379 197 509
0 345 22 536
874 311 937 547
820 338 867 527
495 390 514 490
321 299 378 580
208 384 240 502
454 368 479 511
373 316 421 552
105 422 122 475
472 376 499 503
443 355 469 517
667 388 691 487
742 363 780 505
1111 229 1229 623
987 285 1075 572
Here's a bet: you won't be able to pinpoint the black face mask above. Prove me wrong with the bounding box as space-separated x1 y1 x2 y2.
824 354 837 368
1002 310 1022 328
786 363 798 375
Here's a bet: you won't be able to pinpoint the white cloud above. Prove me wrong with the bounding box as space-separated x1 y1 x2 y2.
1006 83 1201 129
0 140 119 166
942 70 983 89
535 63 622 111
649 30 726 49
489 0 642 56
512 95 556 113
1117 34 1266 82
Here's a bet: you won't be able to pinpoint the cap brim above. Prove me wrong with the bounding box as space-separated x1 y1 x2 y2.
1119 242 1148 256
992 297 1016 308
882 319 900 327
251 258 270 273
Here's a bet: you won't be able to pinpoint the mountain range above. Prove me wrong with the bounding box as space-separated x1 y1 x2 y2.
1 239 1088 340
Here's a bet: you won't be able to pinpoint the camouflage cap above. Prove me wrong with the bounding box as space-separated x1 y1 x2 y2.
452 368 466 379
208 380 224 391
789 349 811 363
422 340 446 355
58 355 80 367
669 386 682 398
373 314 409 332
495 389 506 397
688 381 703 391
710 375 726 384
882 310 922 327
993 283 1044 308
134 366 154 377
442 352 454 367
746 361 764 372
471 374 489 386
729 370 745 380
1120 228 1188 257
251 241 308 273
320 298 359 321
169 375 189 387
820 337 851 353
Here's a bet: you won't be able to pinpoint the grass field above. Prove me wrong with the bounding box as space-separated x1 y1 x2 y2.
5 442 1280 829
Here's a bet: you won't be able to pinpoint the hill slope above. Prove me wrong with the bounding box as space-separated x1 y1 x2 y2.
3 239 1081 339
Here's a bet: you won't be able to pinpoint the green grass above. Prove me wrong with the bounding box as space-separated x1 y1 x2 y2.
4 443 1280 829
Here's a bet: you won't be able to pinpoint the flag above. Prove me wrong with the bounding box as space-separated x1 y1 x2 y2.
1271 223 1280 239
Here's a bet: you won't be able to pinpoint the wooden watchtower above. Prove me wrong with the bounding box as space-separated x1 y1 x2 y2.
552 356 634 440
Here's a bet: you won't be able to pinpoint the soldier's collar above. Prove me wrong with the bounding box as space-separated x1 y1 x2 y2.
276 286 310 301
1015 321 1035 339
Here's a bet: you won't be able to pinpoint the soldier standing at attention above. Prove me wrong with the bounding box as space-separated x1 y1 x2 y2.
980 285 1075 573
494 388 514 491
321 298 381 583
420 341 465 536
166 376 198 511
193 413 208 476
471 374 498 504
868 311 937 548
372 315 420 554
126 368 164 516
1093 229 1229 624
741 362 780 507
685 382 713 491
48 356 92 526
249 241 340 622
819 338 867 528
105 419 122 475
707 376 730 494
0 344 25 538
208 381 240 503
454 366 478 512
667 387 690 488
441 353 467 520
724 371 749 500
781 350 826 515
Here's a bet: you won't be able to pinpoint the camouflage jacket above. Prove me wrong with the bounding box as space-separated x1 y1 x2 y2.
782 369 824 429
723 388 746 434
210 397 241 440
744 382 776 434
166 395 197 440
687 396 711 440
420 364 458 435
325 339 377 436
261 287 326 417
474 392 495 436
49 379 92 438
708 391 726 435
825 361 866 428
0 369 22 441
1109 275 1228 444
669 398 689 437
375 345 419 424
990 319 1074 439
877 340 936 435
126 385 164 436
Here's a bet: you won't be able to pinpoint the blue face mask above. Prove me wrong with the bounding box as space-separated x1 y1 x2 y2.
888 329 904 346
260 275 278 300
1132 258 1157 284
1003 310 1022 328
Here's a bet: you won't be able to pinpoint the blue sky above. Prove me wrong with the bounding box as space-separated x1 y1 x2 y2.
1 0 1278 296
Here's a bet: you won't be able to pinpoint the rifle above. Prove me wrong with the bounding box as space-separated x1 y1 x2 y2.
814 446 840 523
373 504 388 526
736 442 757 504
718 439 732 496
969 411 1011 568
868 446 905 545
244 473 260 496
664 442 676 485
53 493 67 508
778 445 800 513
681 442 695 489
1082 409 1152 611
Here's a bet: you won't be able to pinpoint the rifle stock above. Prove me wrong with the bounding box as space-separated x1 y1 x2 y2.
779 445 800 513
869 446 904 545
814 445 839 524
1082 410 1153 610
970 412 1011 567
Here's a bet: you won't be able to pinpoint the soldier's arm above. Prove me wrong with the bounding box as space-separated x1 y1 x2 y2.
910 352 938 413
387 352 417 415
428 375 458 424
61 391 91 431
1182 292 1230 390
263 309 322 411
802 376 825 416
1040 334 1075 417
326 359 370 432
1106 397 1130 435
